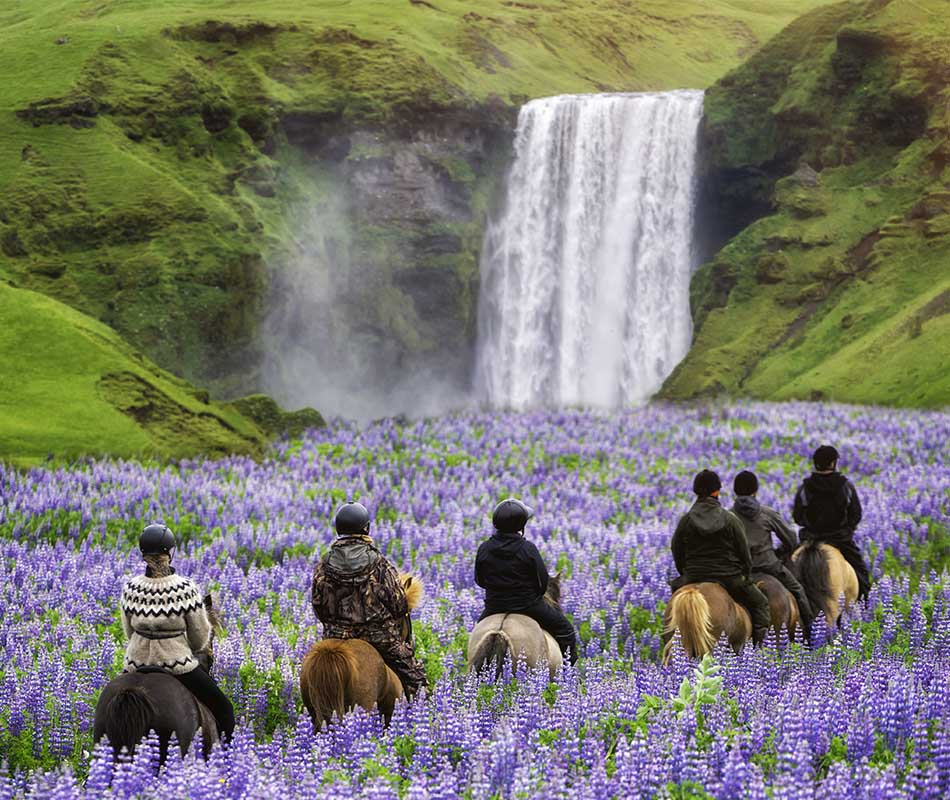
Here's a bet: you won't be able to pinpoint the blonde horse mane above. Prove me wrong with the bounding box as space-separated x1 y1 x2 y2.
399 573 424 611
663 586 716 664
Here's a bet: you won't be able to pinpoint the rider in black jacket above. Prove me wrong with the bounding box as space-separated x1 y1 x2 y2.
475 499 578 664
793 445 870 600
670 470 772 645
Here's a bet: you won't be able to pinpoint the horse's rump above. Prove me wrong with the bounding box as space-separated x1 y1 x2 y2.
468 614 560 677
663 586 715 662
93 672 204 760
753 573 799 635
792 541 857 624
96 685 155 755
301 639 358 723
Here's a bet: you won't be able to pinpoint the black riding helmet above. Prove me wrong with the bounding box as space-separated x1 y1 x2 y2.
813 445 840 470
334 502 371 535
139 523 176 555
492 498 534 534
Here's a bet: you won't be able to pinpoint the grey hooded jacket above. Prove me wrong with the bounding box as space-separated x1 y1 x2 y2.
733 496 798 570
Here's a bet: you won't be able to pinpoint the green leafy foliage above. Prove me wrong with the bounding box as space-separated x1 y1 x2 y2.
663 0 950 408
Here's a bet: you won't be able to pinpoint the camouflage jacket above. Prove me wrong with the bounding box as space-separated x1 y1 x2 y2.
311 535 408 637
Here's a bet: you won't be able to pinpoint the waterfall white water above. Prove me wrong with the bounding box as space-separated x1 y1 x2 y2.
474 90 704 410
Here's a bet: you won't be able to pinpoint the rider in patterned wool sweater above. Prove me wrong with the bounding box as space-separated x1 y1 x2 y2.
120 524 235 741
311 502 428 700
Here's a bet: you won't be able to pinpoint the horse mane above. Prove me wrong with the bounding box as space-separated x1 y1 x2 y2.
101 686 156 756
794 541 833 613
399 573 424 612
544 572 562 609
302 641 358 725
663 587 715 663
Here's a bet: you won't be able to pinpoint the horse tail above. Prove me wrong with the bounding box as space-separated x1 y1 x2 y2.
302 641 357 724
100 687 155 755
470 630 511 678
663 587 715 662
796 542 832 614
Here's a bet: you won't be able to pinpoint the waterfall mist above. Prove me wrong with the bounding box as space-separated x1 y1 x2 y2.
474 91 705 410
260 188 471 422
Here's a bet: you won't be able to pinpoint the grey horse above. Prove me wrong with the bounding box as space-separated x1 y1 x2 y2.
467 574 564 678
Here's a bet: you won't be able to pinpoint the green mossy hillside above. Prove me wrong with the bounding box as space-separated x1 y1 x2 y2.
663 0 950 408
0 281 270 465
0 0 834 389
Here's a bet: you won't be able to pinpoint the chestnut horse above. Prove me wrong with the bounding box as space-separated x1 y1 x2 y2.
467 574 564 679
300 575 423 727
790 541 858 627
662 583 750 663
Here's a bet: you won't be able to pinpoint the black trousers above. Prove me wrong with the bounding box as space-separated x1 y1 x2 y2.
480 600 579 665
756 562 815 624
670 574 772 633
177 666 235 741
802 532 871 598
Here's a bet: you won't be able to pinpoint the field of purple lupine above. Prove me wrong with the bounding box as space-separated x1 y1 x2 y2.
1 402 949 799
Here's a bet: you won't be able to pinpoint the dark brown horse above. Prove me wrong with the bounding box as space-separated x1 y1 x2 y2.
753 573 801 639
467 573 564 679
300 574 423 727
93 593 223 761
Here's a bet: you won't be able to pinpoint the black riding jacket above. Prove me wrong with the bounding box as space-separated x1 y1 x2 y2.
793 472 862 537
671 497 752 580
475 531 550 613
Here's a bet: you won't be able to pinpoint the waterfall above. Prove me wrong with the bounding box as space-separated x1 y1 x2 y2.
474 90 704 410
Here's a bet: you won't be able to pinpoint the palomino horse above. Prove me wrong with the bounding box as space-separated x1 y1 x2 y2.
300 575 423 727
467 574 564 679
93 593 223 761
790 541 858 627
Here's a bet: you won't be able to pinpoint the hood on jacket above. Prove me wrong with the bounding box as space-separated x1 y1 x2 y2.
325 535 379 576
733 496 761 520
804 471 848 496
687 497 732 533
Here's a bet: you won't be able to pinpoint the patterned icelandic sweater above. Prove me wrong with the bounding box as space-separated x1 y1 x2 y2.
120 573 211 675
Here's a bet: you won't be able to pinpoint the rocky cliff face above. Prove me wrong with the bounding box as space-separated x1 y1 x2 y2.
262 108 514 417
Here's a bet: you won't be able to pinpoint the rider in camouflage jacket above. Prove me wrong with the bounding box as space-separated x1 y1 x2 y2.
310 504 427 699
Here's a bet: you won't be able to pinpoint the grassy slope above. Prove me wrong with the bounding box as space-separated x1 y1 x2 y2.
0 0 832 379
663 0 950 408
0 282 267 465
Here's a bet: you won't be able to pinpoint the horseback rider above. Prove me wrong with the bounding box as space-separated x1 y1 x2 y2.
732 470 815 635
311 502 428 699
120 524 235 741
793 445 870 600
474 498 579 664
670 470 772 645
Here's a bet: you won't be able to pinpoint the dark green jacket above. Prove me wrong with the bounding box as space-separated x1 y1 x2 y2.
671 497 752 580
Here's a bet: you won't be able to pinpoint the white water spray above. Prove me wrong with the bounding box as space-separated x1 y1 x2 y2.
474 90 704 409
